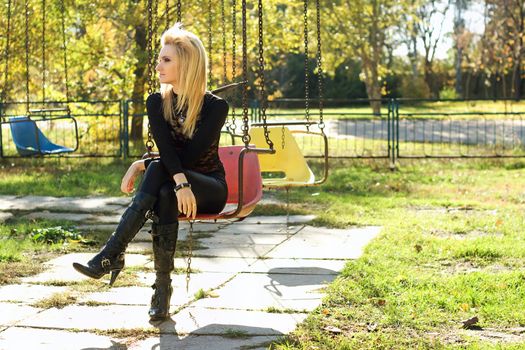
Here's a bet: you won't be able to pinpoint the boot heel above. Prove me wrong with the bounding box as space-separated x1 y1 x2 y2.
109 269 122 286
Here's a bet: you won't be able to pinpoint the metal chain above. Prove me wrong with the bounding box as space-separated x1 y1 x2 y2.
42 0 46 102
221 0 227 84
24 0 30 113
146 0 155 153
257 0 273 149
152 0 160 80
2 0 12 105
303 0 310 131
176 0 181 22
241 0 250 146
59 0 70 103
185 221 194 292
166 0 170 30
281 125 285 150
207 0 213 86
316 0 324 130
230 0 237 133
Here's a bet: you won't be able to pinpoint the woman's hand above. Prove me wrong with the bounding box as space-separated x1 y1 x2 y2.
121 160 144 194
173 173 196 219
176 187 197 219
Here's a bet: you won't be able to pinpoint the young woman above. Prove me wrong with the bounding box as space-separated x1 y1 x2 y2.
73 23 229 322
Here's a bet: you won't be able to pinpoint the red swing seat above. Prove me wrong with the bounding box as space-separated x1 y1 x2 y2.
178 145 263 221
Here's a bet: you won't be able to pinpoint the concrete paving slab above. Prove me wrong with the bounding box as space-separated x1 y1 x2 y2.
131 335 278 350
0 196 17 211
0 303 42 326
215 223 304 235
248 258 346 274
148 257 255 273
0 327 123 350
239 215 316 225
18 304 154 331
170 307 307 335
93 214 124 224
192 244 276 259
21 253 151 284
0 284 69 304
139 272 233 297
0 195 57 211
0 212 13 223
192 272 335 311
128 241 153 253
76 224 117 232
267 225 382 259
22 211 94 222
81 272 233 307
200 233 290 246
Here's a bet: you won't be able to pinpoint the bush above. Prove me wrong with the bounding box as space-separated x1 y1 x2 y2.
400 76 431 99
439 86 458 99
30 226 84 244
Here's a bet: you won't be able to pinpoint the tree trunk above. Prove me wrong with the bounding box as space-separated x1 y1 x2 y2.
424 60 437 98
130 24 148 142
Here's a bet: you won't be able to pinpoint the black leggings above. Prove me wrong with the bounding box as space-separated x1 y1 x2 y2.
138 160 228 225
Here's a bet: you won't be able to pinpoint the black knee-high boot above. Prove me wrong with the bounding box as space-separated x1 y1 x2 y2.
148 222 178 321
72 192 157 285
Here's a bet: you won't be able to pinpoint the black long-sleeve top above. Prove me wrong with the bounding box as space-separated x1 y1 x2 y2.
144 91 229 178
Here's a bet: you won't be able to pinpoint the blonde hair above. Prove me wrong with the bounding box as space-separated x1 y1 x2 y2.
159 23 207 138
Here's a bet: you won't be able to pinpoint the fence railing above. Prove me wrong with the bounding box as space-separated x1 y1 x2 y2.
1 98 524 165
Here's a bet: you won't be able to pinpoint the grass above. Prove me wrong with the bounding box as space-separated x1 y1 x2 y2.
267 158 525 349
2 152 525 347
32 291 78 309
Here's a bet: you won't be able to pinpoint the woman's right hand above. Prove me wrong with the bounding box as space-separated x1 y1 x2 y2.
120 161 144 194
176 187 197 219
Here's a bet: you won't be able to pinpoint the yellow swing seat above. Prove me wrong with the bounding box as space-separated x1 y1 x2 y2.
249 126 316 187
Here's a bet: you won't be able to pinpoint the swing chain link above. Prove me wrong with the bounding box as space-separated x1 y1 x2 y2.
316 0 325 131
230 0 237 134
207 0 213 86
281 125 285 150
146 0 156 153
2 0 12 106
303 0 310 132
185 220 194 291
257 0 273 149
24 0 30 113
241 0 250 146
176 0 181 22
42 0 46 102
221 0 227 85
166 0 170 30
59 0 70 104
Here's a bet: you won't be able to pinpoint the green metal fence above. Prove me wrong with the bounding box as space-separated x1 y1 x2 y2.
1 98 524 165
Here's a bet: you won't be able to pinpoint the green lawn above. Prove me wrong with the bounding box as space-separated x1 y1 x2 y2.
1 156 525 348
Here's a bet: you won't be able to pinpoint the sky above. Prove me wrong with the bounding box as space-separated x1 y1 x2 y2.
394 1 486 60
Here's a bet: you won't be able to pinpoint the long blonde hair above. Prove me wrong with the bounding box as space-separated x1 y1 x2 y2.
160 23 207 138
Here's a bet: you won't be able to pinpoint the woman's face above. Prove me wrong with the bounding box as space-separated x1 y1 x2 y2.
156 45 179 87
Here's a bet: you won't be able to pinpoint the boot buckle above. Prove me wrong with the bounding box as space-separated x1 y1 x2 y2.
101 258 111 269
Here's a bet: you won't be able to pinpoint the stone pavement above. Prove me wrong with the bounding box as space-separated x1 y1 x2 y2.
0 195 381 349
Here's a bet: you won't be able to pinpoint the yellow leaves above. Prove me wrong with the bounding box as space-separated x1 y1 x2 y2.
459 303 470 312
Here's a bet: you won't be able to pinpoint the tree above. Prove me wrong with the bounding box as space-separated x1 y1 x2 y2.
323 0 408 114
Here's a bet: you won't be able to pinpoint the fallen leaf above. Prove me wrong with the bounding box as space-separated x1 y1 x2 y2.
459 303 470 312
367 322 378 332
415 244 422 253
321 308 330 315
324 325 342 334
461 315 479 329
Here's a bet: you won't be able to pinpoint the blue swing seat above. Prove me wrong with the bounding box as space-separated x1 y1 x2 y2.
9 116 74 156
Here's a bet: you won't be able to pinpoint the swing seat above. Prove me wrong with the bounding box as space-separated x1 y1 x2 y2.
149 145 262 221
8 116 75 156
249 126 316 187
189 145 263 220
